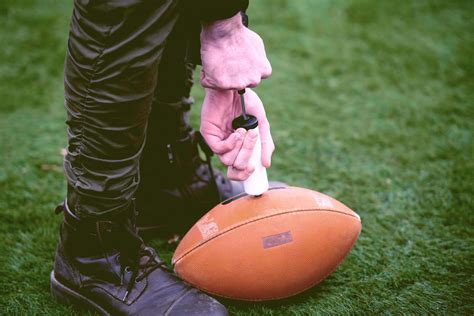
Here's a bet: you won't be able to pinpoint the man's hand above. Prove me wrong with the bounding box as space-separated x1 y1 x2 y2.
200 13 272 90
200 89 275 181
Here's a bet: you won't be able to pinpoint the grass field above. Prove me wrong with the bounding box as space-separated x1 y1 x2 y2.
1 0 473 314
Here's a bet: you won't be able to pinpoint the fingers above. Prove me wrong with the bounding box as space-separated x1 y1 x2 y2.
200 46 271 90
232 129 258 170
255 33 272 79
200 69 222 89
202 71 263 90
201 86 274 182
203 130 243 155
216 128 246 165
261 138 275 168
200 25 272 90
227 165 255 181
242 89 274 168
225 129 259 181
259 119 275 168
260 60 272 79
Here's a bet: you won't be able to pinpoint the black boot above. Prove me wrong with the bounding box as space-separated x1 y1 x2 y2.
50 202 227 315
136 97 244 237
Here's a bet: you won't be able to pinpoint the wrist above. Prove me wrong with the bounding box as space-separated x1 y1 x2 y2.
204 88 235 104
201 13 244 41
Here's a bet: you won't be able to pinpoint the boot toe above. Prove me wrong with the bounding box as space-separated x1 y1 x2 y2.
167 288 227 316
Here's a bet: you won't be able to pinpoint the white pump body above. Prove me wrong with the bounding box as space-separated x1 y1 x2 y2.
232 127 269 196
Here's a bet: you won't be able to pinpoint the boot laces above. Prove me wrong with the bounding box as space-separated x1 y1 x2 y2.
109 221 168 302
121 246 167 302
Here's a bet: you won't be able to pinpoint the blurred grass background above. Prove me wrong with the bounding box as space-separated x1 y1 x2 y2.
0 0 473 314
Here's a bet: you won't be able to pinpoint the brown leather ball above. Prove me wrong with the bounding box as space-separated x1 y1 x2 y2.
172 186 361 301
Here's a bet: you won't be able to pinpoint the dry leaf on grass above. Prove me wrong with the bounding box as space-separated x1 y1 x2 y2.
40 164 63 173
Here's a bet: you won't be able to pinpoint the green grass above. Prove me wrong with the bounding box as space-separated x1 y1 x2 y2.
0 0 473 314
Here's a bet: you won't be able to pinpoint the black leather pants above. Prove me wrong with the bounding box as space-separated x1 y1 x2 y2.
64 0 200 218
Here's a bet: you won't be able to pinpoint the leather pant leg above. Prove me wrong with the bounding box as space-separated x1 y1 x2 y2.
63 0 180 218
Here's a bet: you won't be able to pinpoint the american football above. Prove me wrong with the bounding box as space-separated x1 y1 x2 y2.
172 186 361 301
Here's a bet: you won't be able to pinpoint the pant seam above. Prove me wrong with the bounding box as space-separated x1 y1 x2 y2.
71 8 115 216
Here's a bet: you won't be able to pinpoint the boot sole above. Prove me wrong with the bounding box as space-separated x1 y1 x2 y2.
50 271 110 315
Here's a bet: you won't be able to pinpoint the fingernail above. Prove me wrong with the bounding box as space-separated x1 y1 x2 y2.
263 159 271 168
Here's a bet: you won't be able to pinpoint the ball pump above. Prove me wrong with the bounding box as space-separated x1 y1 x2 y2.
172 91 362 301
229 89 269 196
